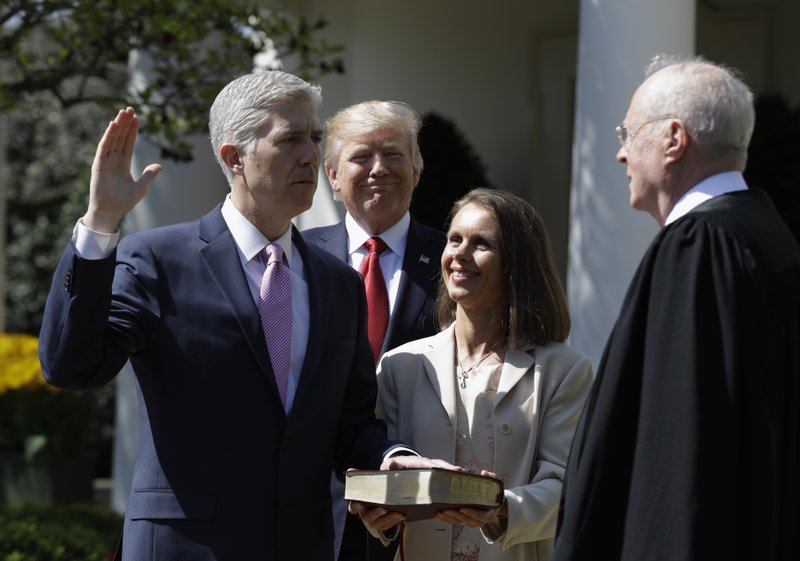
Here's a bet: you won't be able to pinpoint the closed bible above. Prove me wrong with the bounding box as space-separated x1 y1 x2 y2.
344 468 504 522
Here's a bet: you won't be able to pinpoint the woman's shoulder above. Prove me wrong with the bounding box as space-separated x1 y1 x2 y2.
533 340 592 369
382 328 453 361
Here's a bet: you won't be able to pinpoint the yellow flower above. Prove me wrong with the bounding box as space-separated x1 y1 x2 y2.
0 333 51 395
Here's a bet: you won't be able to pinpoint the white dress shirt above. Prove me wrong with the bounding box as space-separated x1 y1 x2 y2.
221 198 309 413
344 212 410 315
665 171 748 226
73 197 310 413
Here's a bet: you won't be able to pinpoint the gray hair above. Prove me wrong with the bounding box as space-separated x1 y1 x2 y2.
640 54 755 166
324 100 424 174
209 71 322 185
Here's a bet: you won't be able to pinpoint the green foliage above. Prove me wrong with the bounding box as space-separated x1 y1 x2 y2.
0 385 113 458
1 0 345 160
0 503 123 560
744 95 800 242
4 98 99 335
2 0 344 335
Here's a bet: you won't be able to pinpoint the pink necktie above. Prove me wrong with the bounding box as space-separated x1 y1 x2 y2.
258 243 292 407
361 237 389 363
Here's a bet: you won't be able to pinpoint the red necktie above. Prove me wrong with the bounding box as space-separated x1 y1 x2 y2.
361 237 389 362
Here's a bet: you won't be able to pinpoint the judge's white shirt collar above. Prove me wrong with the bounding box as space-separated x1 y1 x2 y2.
665 171 748 226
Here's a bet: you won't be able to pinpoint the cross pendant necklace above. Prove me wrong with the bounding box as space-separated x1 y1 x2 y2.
456 340 501 389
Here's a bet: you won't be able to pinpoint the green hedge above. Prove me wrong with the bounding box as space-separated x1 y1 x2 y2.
0 503 122 561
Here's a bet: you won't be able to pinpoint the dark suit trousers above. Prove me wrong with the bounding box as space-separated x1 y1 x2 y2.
339 514 398 561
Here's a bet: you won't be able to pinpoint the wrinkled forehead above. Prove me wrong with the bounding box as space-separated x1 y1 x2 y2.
623 89 644 123
270 96 321 123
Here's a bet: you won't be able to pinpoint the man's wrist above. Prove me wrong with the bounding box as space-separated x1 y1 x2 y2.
382 446 417 463
74 218 120 260
83 209 123 234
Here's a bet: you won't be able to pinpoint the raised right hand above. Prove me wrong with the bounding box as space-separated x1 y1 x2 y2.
84 107 163 233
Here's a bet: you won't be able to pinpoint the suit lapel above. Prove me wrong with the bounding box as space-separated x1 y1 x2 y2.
385 220 442 351
314 222 349 262
423 328 536 415
495 343 536 408
197 209 278 398
382 269 412 352
421 326 458 422
290 227 329 406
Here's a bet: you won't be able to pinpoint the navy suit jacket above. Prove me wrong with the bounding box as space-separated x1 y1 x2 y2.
302 217 445 354
39 206 397 561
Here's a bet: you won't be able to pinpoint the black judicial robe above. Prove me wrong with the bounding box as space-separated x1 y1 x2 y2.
553 189 800 561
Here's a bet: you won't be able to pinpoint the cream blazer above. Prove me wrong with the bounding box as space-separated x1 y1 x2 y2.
374 324 593 561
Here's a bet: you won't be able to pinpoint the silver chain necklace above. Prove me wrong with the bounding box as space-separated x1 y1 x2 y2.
456 340 501 389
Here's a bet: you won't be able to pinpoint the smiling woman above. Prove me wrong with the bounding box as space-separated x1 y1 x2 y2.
436 189 572 349
363 188 594 561
441 203 504 314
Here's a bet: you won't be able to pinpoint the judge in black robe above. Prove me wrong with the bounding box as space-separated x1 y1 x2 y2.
553 55 800 561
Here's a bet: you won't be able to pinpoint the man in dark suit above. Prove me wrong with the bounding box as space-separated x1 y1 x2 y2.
303 101 446 561
38 72 443 561
553 55 800 561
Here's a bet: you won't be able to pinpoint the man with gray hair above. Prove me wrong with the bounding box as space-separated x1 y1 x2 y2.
303 100 446 561
39 72 443 561
552 55 800 561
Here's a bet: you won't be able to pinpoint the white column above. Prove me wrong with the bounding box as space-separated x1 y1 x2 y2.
567 0 695 366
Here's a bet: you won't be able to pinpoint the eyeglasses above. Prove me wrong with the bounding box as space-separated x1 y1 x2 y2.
615 115 678 146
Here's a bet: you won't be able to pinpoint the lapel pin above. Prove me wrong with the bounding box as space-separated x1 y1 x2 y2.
419 255 430 264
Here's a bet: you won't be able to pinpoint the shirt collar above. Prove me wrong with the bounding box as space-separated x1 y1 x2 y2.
221 196 294 267
665 171 748 226
344 212 410 257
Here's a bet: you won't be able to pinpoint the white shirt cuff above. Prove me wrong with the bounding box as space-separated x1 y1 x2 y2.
73 218 120 260
383 447 418 461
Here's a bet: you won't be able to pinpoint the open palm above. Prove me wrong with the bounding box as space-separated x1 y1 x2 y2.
86 107 162 232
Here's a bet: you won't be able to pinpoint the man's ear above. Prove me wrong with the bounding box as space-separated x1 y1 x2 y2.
326 163 340 193
220 144 243 174
664 120 689 162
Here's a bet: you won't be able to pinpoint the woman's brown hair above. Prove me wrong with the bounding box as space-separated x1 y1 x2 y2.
436 188 571 347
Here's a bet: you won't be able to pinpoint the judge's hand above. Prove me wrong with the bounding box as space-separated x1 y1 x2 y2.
85 107 163 233
435 470 507 528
